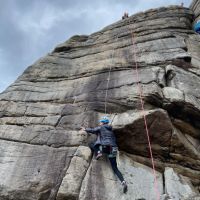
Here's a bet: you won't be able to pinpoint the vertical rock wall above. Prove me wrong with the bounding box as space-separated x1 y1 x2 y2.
0 1 200 200
190 0 200 22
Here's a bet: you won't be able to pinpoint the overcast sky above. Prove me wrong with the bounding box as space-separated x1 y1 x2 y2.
0 0 191 93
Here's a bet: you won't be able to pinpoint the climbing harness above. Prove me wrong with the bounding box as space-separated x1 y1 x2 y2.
99 145 118 158
128 22 160 200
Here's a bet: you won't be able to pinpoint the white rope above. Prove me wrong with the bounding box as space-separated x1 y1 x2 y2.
73 96 77 104
104 35 119 114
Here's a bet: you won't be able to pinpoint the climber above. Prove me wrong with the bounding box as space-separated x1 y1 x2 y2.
194 20 200 34
122 12 129 20
81 116 128 193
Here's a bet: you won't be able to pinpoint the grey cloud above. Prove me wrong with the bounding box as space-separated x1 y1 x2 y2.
0 0 192 92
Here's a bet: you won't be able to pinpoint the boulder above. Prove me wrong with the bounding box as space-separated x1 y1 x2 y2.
79 152 163 200
57 146 92 200
164 167 198 200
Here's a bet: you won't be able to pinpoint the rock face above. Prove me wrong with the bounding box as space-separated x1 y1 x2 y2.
190 0 200 22
0 1 200 200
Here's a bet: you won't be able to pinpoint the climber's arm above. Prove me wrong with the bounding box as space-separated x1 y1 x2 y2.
82 126 101 134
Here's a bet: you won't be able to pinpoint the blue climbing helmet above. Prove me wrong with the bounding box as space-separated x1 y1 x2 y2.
99 116 110 124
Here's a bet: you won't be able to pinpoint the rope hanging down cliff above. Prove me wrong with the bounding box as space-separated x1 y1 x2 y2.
103 19 160 199
129 26 161 200
104 35 120 115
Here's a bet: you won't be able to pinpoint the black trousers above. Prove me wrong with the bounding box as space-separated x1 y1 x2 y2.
92 143 101 156
89 143 124 182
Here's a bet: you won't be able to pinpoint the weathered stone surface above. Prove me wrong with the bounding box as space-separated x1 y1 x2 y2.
187 34 200 70
0 140 76 200
79 152 163 200
0 125 87 147
113 109 173 160
57 146 92 200
190 0 200 22
163 87 184 102
170 127 200 170
0 1 200 199
164 167 198 200
165 65 200 98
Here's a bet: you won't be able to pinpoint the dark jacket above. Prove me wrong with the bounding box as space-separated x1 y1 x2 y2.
85 124 117 147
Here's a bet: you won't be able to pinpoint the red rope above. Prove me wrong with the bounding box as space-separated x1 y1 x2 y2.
130 32 160 200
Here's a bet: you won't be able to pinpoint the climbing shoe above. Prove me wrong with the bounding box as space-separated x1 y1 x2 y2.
121 181 128 193
96 152 103 160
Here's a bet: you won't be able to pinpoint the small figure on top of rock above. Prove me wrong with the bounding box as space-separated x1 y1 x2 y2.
122 12 129 20
81 116 128 194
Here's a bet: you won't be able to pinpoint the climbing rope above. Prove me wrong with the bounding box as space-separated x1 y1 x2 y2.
129 27 160 200
103 19 160 199
104 61 112 114
104 33 120 115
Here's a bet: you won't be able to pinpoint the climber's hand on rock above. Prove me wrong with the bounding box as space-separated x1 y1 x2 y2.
80 127 86 131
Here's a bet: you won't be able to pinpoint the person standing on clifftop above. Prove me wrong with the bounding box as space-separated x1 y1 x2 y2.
81 116 128 193
122 12 129 20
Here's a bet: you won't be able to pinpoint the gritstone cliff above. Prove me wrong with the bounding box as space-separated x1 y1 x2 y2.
0 1 200 200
